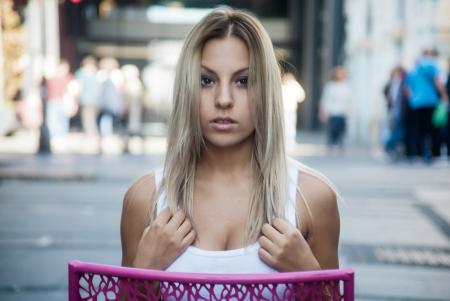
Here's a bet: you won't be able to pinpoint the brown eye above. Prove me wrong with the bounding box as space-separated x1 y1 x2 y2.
201 76 214 87
236 76 248 87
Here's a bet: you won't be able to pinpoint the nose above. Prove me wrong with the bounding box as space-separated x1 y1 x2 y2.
215 83 233 109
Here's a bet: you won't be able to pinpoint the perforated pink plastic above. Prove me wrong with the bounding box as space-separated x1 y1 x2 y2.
68 260 354 301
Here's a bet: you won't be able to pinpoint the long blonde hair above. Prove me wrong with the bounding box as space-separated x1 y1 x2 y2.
161 7 288 243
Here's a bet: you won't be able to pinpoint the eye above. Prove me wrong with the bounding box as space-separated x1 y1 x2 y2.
201 76 214 87
236 76 248 87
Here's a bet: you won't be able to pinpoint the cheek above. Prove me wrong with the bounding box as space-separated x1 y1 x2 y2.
243 98 256 130
199 88 215 105
199 92 211 114
199 93 215 130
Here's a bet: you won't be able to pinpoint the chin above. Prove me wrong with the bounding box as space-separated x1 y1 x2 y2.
204 133 254 149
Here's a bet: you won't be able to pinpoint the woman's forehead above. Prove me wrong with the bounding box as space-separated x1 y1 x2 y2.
201 36 249 73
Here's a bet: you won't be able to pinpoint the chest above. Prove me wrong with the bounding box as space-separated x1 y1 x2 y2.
192 178 253 250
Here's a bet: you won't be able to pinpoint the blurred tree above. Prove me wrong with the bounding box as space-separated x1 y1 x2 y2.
0 0 25 106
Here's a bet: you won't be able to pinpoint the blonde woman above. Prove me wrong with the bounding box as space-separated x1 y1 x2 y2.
121 7 339 275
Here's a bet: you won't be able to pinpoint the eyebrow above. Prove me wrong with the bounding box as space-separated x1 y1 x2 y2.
200 65 249 76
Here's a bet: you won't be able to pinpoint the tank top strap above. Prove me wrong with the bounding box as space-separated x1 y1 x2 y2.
153 167 167 215
285 165 299 227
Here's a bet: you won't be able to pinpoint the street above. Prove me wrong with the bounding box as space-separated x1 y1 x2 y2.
0 134 449 300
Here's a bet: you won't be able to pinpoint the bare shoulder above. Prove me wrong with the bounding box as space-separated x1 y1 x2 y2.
297 166 338 215
122 173 157 218
288 158 338 214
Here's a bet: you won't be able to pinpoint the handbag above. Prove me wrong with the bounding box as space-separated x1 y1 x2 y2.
432 101 448 127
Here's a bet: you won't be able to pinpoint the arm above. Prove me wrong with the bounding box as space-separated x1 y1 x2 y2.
298 172 340 270
120 174 155 300
434 77 449 102
427 62 448 102
297 173 340 300
121 174 155 267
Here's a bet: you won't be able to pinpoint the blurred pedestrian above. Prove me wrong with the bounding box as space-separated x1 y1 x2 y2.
319 66 352 154
45 60 77 150
383 65 409 160
406 49 448 162
282 72 305 151
121 64 143 137
75 55 100 149
97 57 124 138
121 64 144 154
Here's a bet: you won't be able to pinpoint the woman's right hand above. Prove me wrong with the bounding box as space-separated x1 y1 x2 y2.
132 208 196 270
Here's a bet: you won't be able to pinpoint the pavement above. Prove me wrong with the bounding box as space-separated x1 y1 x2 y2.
0 130 449 300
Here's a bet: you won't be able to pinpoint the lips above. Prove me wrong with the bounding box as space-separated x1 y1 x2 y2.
210 117 238 130
210 117 237 124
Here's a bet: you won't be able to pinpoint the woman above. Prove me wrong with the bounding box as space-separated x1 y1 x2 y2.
121 7 339 276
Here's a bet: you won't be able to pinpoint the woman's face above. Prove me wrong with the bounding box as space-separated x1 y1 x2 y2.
199 36 255 149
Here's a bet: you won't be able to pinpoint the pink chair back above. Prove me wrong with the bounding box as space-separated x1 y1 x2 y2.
68 260 354 300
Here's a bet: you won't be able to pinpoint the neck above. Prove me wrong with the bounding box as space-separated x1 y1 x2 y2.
197 138 254 178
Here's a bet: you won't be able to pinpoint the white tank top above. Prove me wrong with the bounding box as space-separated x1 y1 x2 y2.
154 166 299 274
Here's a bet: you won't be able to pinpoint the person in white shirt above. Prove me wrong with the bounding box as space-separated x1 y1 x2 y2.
282 72 305 151
319 66 352 153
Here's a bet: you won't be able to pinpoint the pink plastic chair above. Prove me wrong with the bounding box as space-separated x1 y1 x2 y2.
68 260 354 301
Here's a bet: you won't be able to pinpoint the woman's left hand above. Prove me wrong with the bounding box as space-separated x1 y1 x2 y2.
258 218 321 272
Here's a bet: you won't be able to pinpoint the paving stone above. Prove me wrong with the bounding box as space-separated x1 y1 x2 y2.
352 264 450 300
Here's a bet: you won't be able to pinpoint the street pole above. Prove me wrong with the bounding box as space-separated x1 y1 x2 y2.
37 0 60 153
37 1 49 153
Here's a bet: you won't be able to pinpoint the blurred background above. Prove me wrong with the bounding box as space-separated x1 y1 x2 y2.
0 0 450 300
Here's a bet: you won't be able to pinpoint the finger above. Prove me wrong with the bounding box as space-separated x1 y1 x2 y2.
259 235 279 256
155 207 172 224
272 217 294 235
258 247 276 268
177 218 192 238
181 229 196 247
168 210 186 229
261 223 284 246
